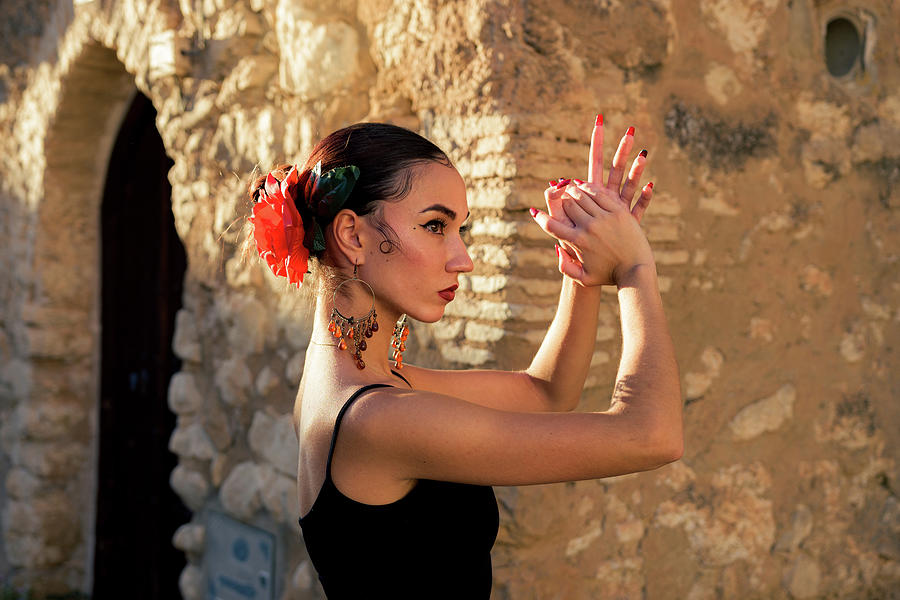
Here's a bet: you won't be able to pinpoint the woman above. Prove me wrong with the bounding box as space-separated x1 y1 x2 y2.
247 118 682 597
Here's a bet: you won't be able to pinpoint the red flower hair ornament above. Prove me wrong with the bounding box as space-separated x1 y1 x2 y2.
250 162 360 287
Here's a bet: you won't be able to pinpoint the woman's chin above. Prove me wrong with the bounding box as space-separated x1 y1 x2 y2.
405 305 447 324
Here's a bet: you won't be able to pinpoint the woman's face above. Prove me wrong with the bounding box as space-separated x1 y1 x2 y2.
362 163 473 323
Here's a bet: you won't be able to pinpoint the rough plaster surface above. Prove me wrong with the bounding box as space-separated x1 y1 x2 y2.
0 0 898 598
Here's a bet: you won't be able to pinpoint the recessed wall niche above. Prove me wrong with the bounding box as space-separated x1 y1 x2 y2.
824 16 862 76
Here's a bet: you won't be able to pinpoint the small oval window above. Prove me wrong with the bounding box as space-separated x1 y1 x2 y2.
824 17 861 77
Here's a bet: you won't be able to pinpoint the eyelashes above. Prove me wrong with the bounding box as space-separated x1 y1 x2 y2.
423 219 471 236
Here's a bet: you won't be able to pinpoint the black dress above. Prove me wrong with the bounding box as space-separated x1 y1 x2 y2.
298 383 499 599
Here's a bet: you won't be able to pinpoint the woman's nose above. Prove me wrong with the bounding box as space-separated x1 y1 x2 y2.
448 236 474 273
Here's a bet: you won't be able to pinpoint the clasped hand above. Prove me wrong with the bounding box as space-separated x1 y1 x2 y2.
531 117 656 287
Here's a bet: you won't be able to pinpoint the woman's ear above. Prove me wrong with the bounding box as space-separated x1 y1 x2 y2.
329 209 365 265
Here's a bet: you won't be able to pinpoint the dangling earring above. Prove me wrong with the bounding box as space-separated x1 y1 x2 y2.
328 263 378 370
391 314 409 370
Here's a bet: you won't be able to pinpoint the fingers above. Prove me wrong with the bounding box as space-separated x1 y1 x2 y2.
530 207 577 242
606 127 635 194
563 184 604 219
569 181 622 214
631 182 653 223
556 244 586 281
544 183 573 226
619 149 647 206
588 114 603 184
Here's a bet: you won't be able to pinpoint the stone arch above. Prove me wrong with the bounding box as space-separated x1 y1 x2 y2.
9 38 180 595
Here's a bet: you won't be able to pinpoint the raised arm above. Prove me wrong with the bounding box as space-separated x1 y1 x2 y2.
402 118 656 413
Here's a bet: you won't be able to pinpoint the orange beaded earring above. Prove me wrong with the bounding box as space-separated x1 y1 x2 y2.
390 314 409 370
328 263 378 370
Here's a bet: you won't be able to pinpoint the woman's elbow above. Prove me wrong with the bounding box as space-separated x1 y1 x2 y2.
647 416 684 466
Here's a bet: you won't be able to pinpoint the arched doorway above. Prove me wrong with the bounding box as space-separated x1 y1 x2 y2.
93 91 189 598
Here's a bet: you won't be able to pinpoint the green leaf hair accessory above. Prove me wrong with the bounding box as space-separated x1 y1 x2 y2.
309 161 361 220
305 161 360 252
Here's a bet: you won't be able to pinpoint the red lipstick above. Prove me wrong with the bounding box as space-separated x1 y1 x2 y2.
438 284 458 302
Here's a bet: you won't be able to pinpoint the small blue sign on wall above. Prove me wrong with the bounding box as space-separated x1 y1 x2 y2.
205 512 276 600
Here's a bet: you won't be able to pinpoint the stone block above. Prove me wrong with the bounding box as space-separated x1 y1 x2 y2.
655 463 775 567
440 344 492 366
700 0 780 57
259 464 300 526
169 422 217 461
774 504 813 553
25 327 91 360
508 303 556 323
705 62 743 105
18 440 86 479
168 372 203 415
646 222 680 242
172 523 205 554
248 411 298 477
443 297 511 321
210 453 229 488
654 250 690 265
464 322 505 343
3 533 43 568
470 216 517 239
172 309 201 362
255 365 280 396
800 265 832 297
729 384 796 441
699 194 739 216
203 399 234 451
783 555 821 599
290 560 316 592
225 255 266 289
219 293 275 356
213 4 264 40
0 359 30 400
839 326 865 363
5 468 40 499
285 350 305 386
510 247 556 269
179 564 204 600
17 398 87 441
215 357 252 406
276 2 360 99
220 460 263 520
170 464 209 511
216 55 278 108
468 243 511 268
465 274 509 294
429 319 463 341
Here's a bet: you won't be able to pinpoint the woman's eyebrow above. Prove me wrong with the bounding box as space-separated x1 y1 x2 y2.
420 204 470 221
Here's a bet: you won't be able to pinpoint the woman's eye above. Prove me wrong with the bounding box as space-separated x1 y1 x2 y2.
424 220 446 234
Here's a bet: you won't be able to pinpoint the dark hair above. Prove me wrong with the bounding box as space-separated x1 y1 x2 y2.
248 122 453 259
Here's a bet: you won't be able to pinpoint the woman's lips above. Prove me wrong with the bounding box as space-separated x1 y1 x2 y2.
438 285 458 302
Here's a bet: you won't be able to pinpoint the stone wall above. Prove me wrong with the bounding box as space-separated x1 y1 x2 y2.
0 0 897 598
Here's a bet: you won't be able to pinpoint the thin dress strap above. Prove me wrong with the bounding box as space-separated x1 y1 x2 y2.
391 369 412 388
325 384 393 479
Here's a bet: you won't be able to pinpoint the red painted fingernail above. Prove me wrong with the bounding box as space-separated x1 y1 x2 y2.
556 179 570 189
595 114 603 126
529 207 539 217
555 244 561 258
549 180 557 187
573 179 584 184
639 149 648 158
626 126 635 137
647 182 654 189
